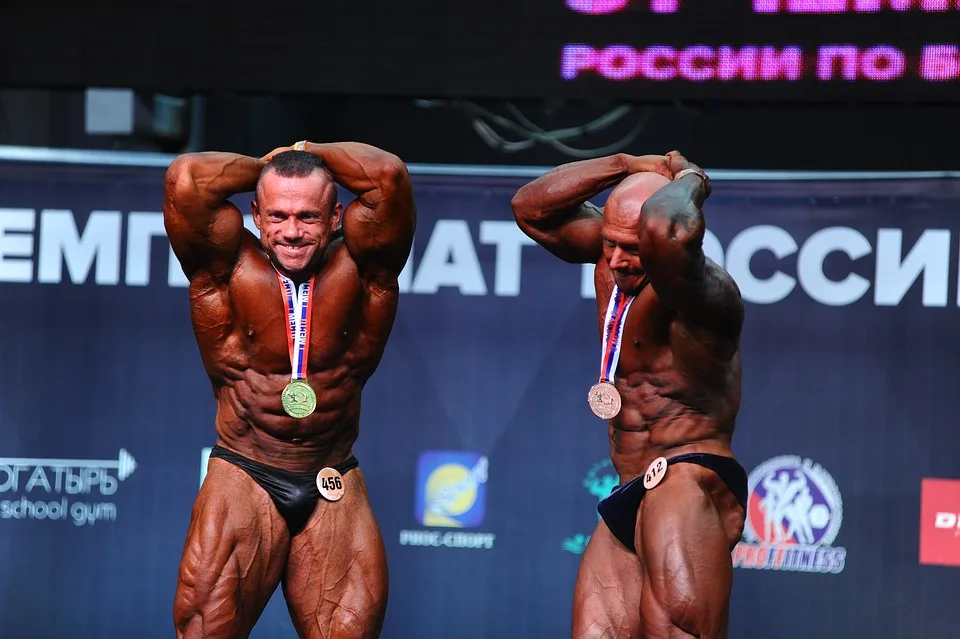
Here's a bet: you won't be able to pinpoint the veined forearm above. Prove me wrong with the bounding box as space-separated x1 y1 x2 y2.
299 142 405 201
640 172 708 250
512 154 631 225
167 152 264 209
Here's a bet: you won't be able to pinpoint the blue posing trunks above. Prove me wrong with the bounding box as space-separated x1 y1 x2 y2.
597 452 748 554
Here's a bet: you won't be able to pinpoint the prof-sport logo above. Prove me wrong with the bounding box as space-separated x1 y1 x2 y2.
0 449 137 526
563 458 619 555
398 450 496 550
734 455 846 574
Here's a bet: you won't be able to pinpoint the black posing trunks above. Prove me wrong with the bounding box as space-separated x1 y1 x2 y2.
208 444 359 536
597 453 748 554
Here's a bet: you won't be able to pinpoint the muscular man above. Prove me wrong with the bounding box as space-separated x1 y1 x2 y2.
512 151 747 638
163 140 415 638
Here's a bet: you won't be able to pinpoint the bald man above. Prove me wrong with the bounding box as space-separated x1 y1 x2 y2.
512 151 747 639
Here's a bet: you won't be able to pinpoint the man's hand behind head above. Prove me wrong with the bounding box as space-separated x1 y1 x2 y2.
626 154 672 179
261 146 295 163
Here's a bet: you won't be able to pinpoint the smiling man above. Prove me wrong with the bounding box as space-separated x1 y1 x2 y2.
163 141 415 638
512 151 748 639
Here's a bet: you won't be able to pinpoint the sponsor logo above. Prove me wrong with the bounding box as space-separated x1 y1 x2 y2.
399 450 495 550
733 455 846 574
919 478 960 567
0 449 137 526
563 458 618 555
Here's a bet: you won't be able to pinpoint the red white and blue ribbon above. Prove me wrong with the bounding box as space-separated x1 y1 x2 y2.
276 272 315 381
598 286 636 384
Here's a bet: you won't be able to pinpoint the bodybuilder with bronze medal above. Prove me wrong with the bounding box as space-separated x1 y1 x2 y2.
513 151 749 638
163 140 415 639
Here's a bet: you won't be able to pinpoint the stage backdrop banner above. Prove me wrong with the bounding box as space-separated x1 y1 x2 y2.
0 158 958 639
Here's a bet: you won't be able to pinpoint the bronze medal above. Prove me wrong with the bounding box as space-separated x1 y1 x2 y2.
588 381 622 420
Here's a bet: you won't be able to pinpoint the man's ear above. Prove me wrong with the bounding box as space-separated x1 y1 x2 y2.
331 201 344 229
251 199 263 230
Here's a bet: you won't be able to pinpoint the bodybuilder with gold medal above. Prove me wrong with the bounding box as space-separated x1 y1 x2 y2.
163 140 415 638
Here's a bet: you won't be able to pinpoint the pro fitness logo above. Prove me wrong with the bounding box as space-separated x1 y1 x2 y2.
734 455 846 574
0 449 137 527
563 458 619 555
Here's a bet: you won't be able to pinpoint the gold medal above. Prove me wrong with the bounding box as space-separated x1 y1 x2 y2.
316 467 345 501
588 381 622 420
281 380 316 419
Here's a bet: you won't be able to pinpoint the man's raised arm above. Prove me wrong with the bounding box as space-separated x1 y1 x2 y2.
163 152 263 281
637 152 743 335
294 141 415 284
511 154 671 264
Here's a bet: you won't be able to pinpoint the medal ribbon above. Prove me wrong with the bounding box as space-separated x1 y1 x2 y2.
599 282 649 383
276 272 315 381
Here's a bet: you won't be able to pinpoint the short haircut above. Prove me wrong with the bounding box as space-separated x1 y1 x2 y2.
256 150 333 203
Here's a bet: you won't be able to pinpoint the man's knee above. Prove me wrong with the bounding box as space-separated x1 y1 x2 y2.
329 604 383 639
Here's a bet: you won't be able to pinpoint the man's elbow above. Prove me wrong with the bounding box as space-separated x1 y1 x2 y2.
164 155 202 199
376 155 410 189
510 188 540 230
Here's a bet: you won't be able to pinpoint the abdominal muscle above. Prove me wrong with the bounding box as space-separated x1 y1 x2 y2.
210 364 364 474
606 375 736 484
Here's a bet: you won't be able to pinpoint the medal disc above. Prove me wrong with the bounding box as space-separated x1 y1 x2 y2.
316 467 345 502
281 380 317 419
643 456 668 490
588 382 622 420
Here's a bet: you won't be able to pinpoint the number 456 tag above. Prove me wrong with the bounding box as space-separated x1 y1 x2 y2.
317 467 345 502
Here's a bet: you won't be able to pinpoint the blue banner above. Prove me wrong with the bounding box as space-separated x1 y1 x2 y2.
0 158 958 638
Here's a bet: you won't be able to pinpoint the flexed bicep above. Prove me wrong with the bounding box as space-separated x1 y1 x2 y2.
340 159 416 282
163 152 261 281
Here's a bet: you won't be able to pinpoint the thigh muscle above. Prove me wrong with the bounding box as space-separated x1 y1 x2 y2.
636 465 740 639
572 520 644 639
174 457 291 639
283 468 388 639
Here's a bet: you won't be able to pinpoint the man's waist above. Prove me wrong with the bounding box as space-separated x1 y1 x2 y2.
213 433 358 475
610 438 734 483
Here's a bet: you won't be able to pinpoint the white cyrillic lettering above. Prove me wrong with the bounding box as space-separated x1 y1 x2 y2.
582 263 596 299
0 465 25 492
797 227 872 306
875 229 950 307
124 212 165 286
725 226 798 304
817 46 860 81
25 467 51 492
167 246 189 287
702 229 724 269
411 220 487 295
100 473 118 496
65 469 85 495
398 253 414 293
0 208 36 283
38 210 122 285
479 221 536 296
